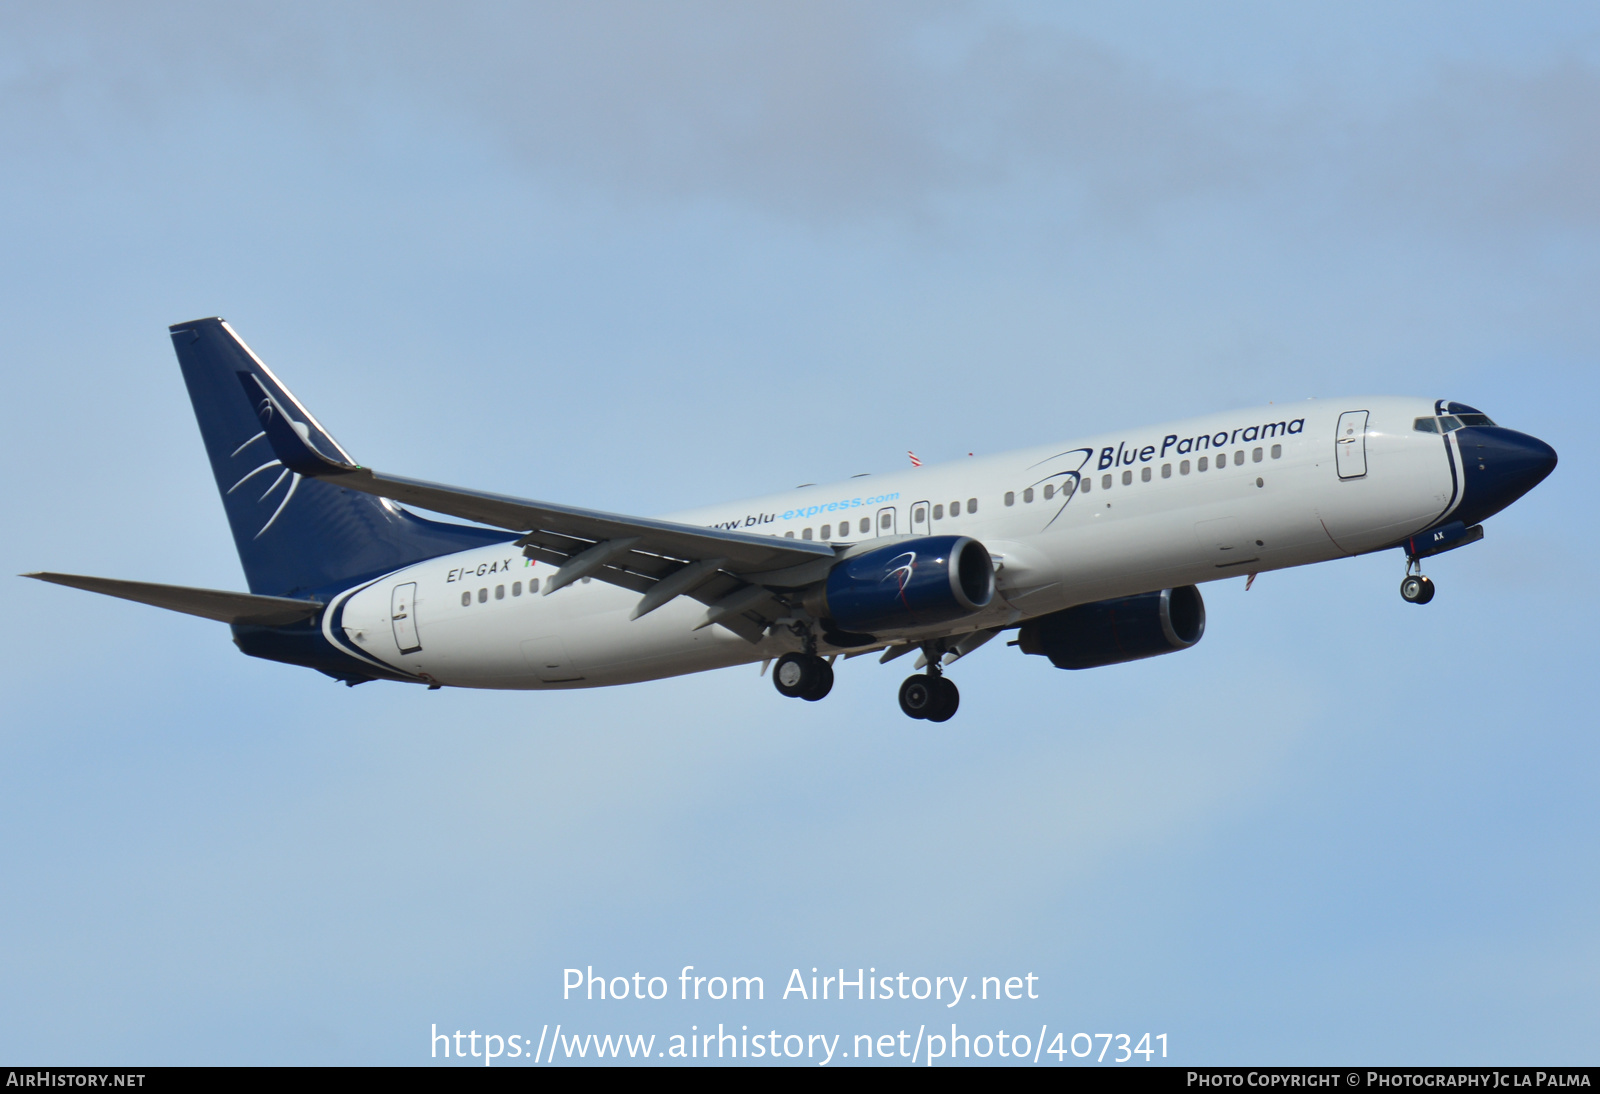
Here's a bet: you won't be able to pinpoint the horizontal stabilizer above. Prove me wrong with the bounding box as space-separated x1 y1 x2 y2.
24 572 323 626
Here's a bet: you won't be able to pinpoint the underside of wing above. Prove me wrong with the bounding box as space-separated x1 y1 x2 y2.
363 471 831 641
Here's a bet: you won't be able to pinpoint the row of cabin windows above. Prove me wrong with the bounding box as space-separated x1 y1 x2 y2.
912 498 978 524
787 498 981 541
1002 444 1282 505
461 578 541 607
788 516 871 539
459 443 1289 597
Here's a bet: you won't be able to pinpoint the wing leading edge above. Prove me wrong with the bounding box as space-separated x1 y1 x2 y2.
240 373 834 638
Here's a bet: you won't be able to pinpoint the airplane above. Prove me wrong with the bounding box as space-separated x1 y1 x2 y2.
27 318 1558 722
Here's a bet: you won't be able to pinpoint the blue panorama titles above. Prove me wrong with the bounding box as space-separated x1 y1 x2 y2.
1099 417 1306 470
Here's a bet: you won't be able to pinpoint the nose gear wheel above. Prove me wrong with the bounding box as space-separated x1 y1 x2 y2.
1400 573 1435 604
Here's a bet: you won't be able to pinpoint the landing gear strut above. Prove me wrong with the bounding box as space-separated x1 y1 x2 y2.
1400 556 1436 605
773 652 833 701
899 671 959 722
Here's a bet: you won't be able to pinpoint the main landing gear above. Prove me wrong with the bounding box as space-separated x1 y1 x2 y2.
772 652 833 701
770 633 961 721
1400 555 1436 605
899 669 959 723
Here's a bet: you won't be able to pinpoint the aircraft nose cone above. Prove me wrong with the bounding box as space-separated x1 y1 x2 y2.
1454 427 1557 526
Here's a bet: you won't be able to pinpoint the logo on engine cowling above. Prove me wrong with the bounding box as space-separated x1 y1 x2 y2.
885 551 916 603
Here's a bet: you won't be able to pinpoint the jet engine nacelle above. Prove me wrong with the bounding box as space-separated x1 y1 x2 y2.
1017 585 1205 670
813 535 995 635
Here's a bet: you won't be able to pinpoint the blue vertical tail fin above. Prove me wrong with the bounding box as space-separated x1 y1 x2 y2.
170 317 513 598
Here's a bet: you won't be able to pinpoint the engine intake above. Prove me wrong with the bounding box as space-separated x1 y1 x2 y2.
1017 586 1205 669
816 535 994 635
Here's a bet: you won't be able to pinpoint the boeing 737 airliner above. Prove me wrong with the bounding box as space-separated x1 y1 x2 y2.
28 319 1557 721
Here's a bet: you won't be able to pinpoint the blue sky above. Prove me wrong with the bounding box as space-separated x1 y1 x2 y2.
1 2 1596 1065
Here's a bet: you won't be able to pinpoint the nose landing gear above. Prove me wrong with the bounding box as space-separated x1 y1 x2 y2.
773 652 834 701
1400 552 1436 604
1400 573 1435 604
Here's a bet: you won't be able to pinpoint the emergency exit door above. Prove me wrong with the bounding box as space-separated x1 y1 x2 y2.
391 582 421 654
1335 410 1369 479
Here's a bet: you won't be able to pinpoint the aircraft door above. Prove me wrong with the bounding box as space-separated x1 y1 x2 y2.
876 506 898 536
391 582 421 653
1336 410 1370 479
910 501 930 536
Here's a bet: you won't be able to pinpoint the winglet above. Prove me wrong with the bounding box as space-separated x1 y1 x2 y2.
237 372 360 477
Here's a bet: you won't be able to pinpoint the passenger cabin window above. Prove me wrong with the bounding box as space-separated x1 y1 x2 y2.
1235 450 1244 465
478 588 487 603
529 578 539 593
914 506 926 523
879 513 892 530
1253 447 1263 462
785 531 795 538
1042 484 1053 501
1004 491 1015 506
1023 487 1034 503
933 504 944 520
1141 466 1151 482
951 500 961 516
1101 474 1112 490
1080 477 1090 494
1217 452 1227 468
1271 444 1282 459
495 584 505 600
967 497 978 512
1121 470 1132 485
512 581 522 596
1162 463 1172 478
1180 460 1191 475
802 527 813 540
860 518 870 534
821 524 831 540
1198 457 1209 472
461 591 471 607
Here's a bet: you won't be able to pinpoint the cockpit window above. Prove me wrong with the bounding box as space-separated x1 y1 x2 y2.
1421 411 1497 433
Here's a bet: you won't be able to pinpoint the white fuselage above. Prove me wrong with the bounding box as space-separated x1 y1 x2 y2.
327 397 1456 689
